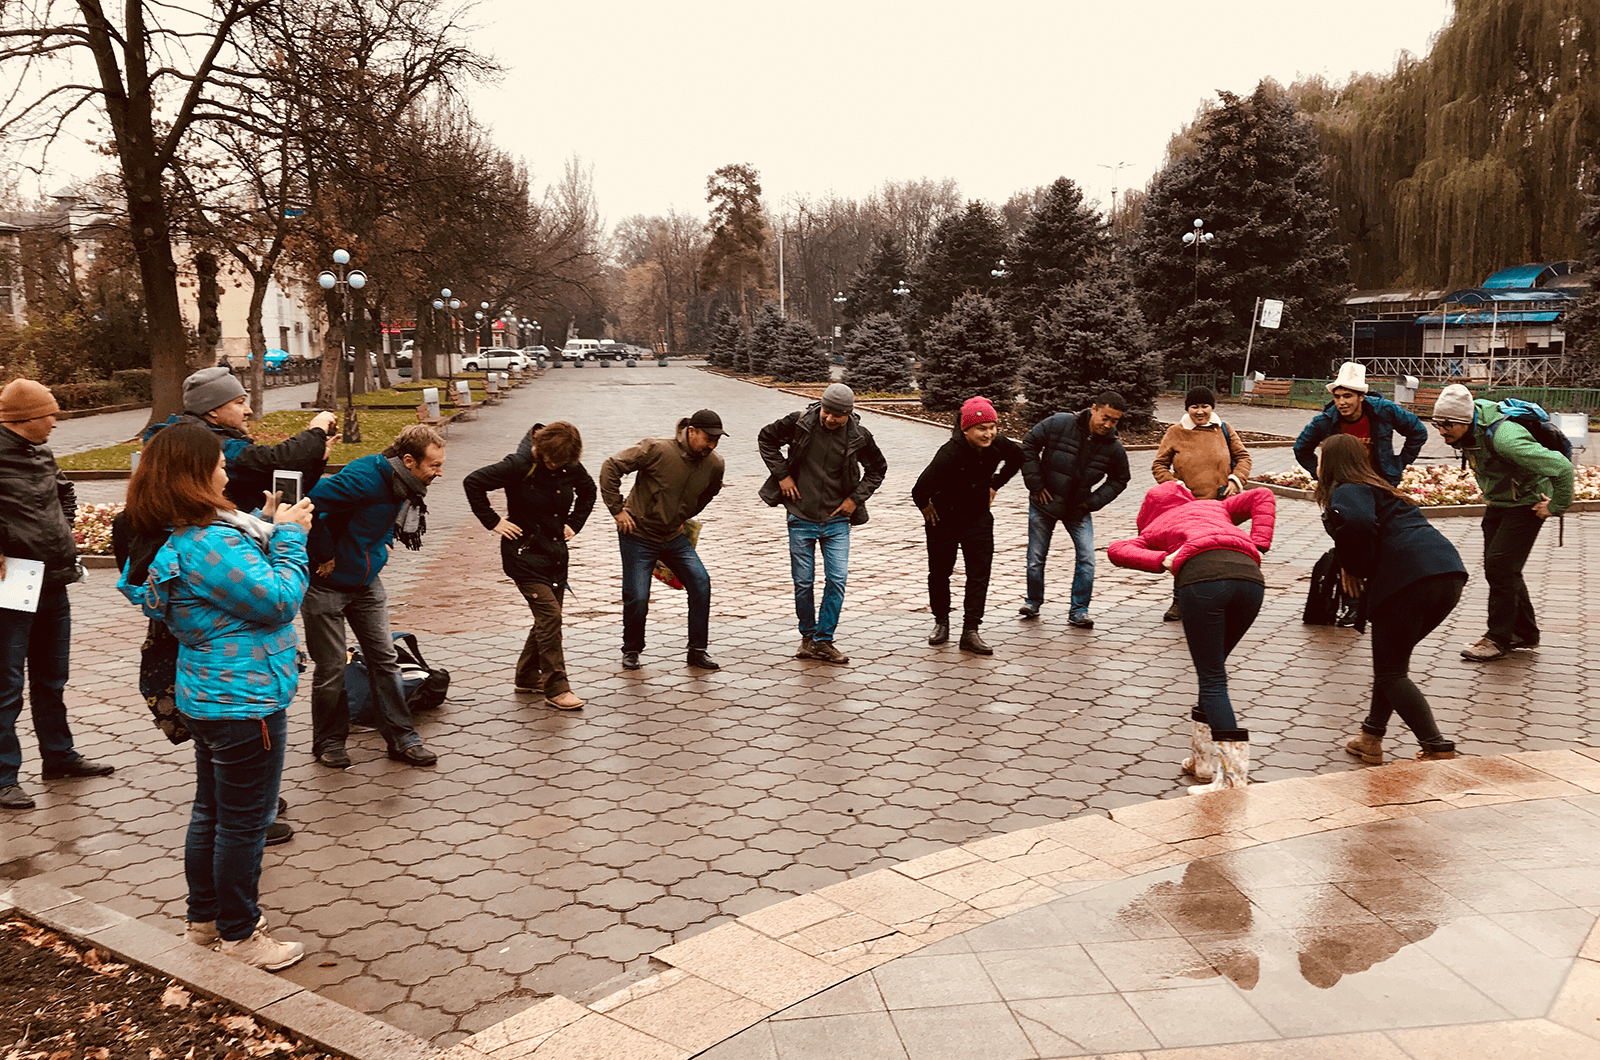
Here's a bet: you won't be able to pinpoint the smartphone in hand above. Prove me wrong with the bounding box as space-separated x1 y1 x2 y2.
272 469 303 507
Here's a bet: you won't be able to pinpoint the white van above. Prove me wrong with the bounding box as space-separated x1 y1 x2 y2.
561 339 601 361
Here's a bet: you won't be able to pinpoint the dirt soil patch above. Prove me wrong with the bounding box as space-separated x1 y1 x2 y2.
1 916 334 1059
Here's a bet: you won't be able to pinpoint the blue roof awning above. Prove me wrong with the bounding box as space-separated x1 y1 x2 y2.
1416 311 1563 325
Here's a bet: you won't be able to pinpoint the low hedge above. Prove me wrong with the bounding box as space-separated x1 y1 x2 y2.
52 380 128 410
111 368 153 401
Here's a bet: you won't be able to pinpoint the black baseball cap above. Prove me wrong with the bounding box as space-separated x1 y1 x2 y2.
688 409 727 436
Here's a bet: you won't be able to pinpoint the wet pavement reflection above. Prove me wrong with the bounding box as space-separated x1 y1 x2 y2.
700 797 1600 1058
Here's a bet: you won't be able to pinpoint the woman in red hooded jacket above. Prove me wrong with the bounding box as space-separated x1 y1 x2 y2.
1109 481 1275 792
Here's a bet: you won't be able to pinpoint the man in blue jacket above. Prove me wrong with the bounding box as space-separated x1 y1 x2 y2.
1019 392 1130 629
304 424 446 768
1293 362 1428 486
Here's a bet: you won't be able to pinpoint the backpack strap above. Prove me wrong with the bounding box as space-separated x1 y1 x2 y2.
393 631 430 671
1220 421 1238 470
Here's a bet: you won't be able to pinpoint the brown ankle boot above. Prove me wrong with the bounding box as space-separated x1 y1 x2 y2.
1345 732 1383 765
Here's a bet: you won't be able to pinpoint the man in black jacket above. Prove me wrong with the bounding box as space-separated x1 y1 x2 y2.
757 383 888 664
144 366 337 509
463 421 596 708
0 379 115 810
1019 391 1130 629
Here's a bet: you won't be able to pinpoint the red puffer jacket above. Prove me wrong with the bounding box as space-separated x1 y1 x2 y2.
1108 481 1275 575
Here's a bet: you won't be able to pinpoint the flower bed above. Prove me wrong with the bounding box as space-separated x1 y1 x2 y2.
1251 464 1600 506
74 502 123 555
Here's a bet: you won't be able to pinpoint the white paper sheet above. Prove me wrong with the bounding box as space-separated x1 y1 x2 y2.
0 557 45 613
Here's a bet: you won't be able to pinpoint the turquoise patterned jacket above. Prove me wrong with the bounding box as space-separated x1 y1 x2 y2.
118 519 309 721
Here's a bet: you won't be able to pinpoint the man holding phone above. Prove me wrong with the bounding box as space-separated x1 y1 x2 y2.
144 366 338 510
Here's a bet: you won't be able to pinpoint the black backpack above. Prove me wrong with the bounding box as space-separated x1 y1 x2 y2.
347 631 450 725
1303 549 1366 632
1485 398 1574 462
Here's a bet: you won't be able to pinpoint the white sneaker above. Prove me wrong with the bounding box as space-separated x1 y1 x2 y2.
185 914 267 948
220 928 304 971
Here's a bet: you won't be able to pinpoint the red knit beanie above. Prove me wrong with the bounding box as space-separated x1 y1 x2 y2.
960 396 997 431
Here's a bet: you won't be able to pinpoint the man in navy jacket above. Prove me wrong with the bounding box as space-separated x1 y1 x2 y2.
304 424 445 769
1293 362 1428 486
1019 391 1131 628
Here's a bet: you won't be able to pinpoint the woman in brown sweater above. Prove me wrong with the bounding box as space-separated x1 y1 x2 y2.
1151 387 1252 620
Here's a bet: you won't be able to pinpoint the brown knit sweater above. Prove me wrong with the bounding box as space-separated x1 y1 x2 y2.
1151 417 1251 500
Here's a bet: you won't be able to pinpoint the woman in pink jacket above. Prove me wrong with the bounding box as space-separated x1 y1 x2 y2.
1109 481 1275 792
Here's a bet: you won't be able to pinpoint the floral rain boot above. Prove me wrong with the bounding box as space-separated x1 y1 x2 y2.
1182 719 1214 782
1187 733 1250 795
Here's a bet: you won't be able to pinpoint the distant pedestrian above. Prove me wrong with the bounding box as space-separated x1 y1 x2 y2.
1109 481 1276 792
1293 362 1428 486
1151 386 1252 621
1431 383 1573 661
757 383 888 664
117 424 312 970
1315 434 1462 763
304 424 447 769
463 421 596 709
912 396 1023 654
1018 391 1131 628
0 379 116 811
145 365 338 509
599 410 726 672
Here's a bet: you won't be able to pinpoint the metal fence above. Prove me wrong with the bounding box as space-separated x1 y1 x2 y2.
1167 373 1600 420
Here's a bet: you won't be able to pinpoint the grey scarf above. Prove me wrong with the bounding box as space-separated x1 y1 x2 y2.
386 455 430 551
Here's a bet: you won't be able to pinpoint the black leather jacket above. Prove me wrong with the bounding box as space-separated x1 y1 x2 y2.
0 425 80 587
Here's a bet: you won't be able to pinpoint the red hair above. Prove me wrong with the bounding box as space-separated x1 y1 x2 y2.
125 424 234 529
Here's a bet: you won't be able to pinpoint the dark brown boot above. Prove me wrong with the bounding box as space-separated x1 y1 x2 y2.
959 628 992 655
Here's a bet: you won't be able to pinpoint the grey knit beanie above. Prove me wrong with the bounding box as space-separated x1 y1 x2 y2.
1432 384 1475 424
182 366 248 415
821 382 855 413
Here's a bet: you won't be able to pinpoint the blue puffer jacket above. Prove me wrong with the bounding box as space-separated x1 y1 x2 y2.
1020 410 1130 520
1293 394 1428 486
307 454 402 589
118 517 308 721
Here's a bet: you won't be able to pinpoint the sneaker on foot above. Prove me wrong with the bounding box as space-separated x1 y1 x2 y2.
1460 636 1507 662
264 821 293 846
186 915 267 948
621 651 642 671
220 928 304 971
1163 601 1182 622
795 636 817 659
545 691 584 710
388 743 438 767
810 641 849 664
0 784 35 809
1017 603 1039 619
315 747 351 769
1068 614 1095 630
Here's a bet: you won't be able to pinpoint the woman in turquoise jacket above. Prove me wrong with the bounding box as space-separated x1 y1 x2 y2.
117 424 313 972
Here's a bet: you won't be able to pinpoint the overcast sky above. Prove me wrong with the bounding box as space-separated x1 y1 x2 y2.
463 0 1456 227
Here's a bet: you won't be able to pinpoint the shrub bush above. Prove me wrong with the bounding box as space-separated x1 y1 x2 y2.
52 380 127 410
111 368 153 401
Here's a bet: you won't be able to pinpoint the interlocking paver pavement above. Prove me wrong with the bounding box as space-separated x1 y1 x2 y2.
4 364 1597 1050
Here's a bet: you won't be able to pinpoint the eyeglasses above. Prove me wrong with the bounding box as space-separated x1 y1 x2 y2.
1431 420 1461 429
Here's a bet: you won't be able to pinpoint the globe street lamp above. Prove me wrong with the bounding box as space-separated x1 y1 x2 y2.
1181 218 1215 304
832 291 847 361
431 288 462 386
991 260 1010 280
318 248 368 443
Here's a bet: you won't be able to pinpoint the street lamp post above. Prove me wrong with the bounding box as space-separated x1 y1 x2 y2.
431 288 462 387
832 291 847 362
892 280 913 374
318 249 368 444
1181 218 1215 304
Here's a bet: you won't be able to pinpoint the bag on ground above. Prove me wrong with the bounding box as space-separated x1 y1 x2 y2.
347 630 451 725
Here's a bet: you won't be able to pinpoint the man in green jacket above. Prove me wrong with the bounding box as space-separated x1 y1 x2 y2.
1431 384 1574 662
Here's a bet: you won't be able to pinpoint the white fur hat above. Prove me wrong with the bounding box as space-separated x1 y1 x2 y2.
1326 362 1369 395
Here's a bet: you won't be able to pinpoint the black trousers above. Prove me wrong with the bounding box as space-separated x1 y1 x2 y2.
926 516 994 628
1362 571 1466 750
1481 506 1544 649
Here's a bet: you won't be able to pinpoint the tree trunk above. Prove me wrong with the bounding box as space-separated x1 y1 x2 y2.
125 178 192 424
418 302 439 381
371 304 392 390
245 278 269 418
316 289 342 408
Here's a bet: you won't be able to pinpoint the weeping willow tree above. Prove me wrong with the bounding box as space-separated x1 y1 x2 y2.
1302 0 1599 289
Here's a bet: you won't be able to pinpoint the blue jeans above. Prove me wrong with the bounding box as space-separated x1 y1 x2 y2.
183 708 287 941
788 516 850 642
1025 506 1095 618
619 532 711 652
1175 578 1264 737
303 578 419 757
0 583 78 787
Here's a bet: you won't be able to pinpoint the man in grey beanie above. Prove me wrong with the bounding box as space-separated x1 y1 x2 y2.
1432 382 1574 661
757 383 887 664
143 366 339 510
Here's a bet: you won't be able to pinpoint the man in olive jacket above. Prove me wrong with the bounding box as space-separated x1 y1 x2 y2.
599 410 726 672
757 383 888 665
1019 391 1130 628
0 379 115 810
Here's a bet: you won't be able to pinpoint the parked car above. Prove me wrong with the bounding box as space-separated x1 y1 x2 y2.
561 339 602 361
463 348 531 372
522 345 552 361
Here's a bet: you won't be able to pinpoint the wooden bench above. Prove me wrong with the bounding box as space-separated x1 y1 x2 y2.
1407 386 1447 417
1244 378 1294 406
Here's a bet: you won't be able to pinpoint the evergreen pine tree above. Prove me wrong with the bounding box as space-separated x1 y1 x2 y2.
1130 83 1349 378
912 202 1008 343
1003 177 1108 346
1023 272 1163 429
768 320 829 382
919 294 1019 413
707 305 743 369
842 313 913 394
748 303 784 374
843 234 911 327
